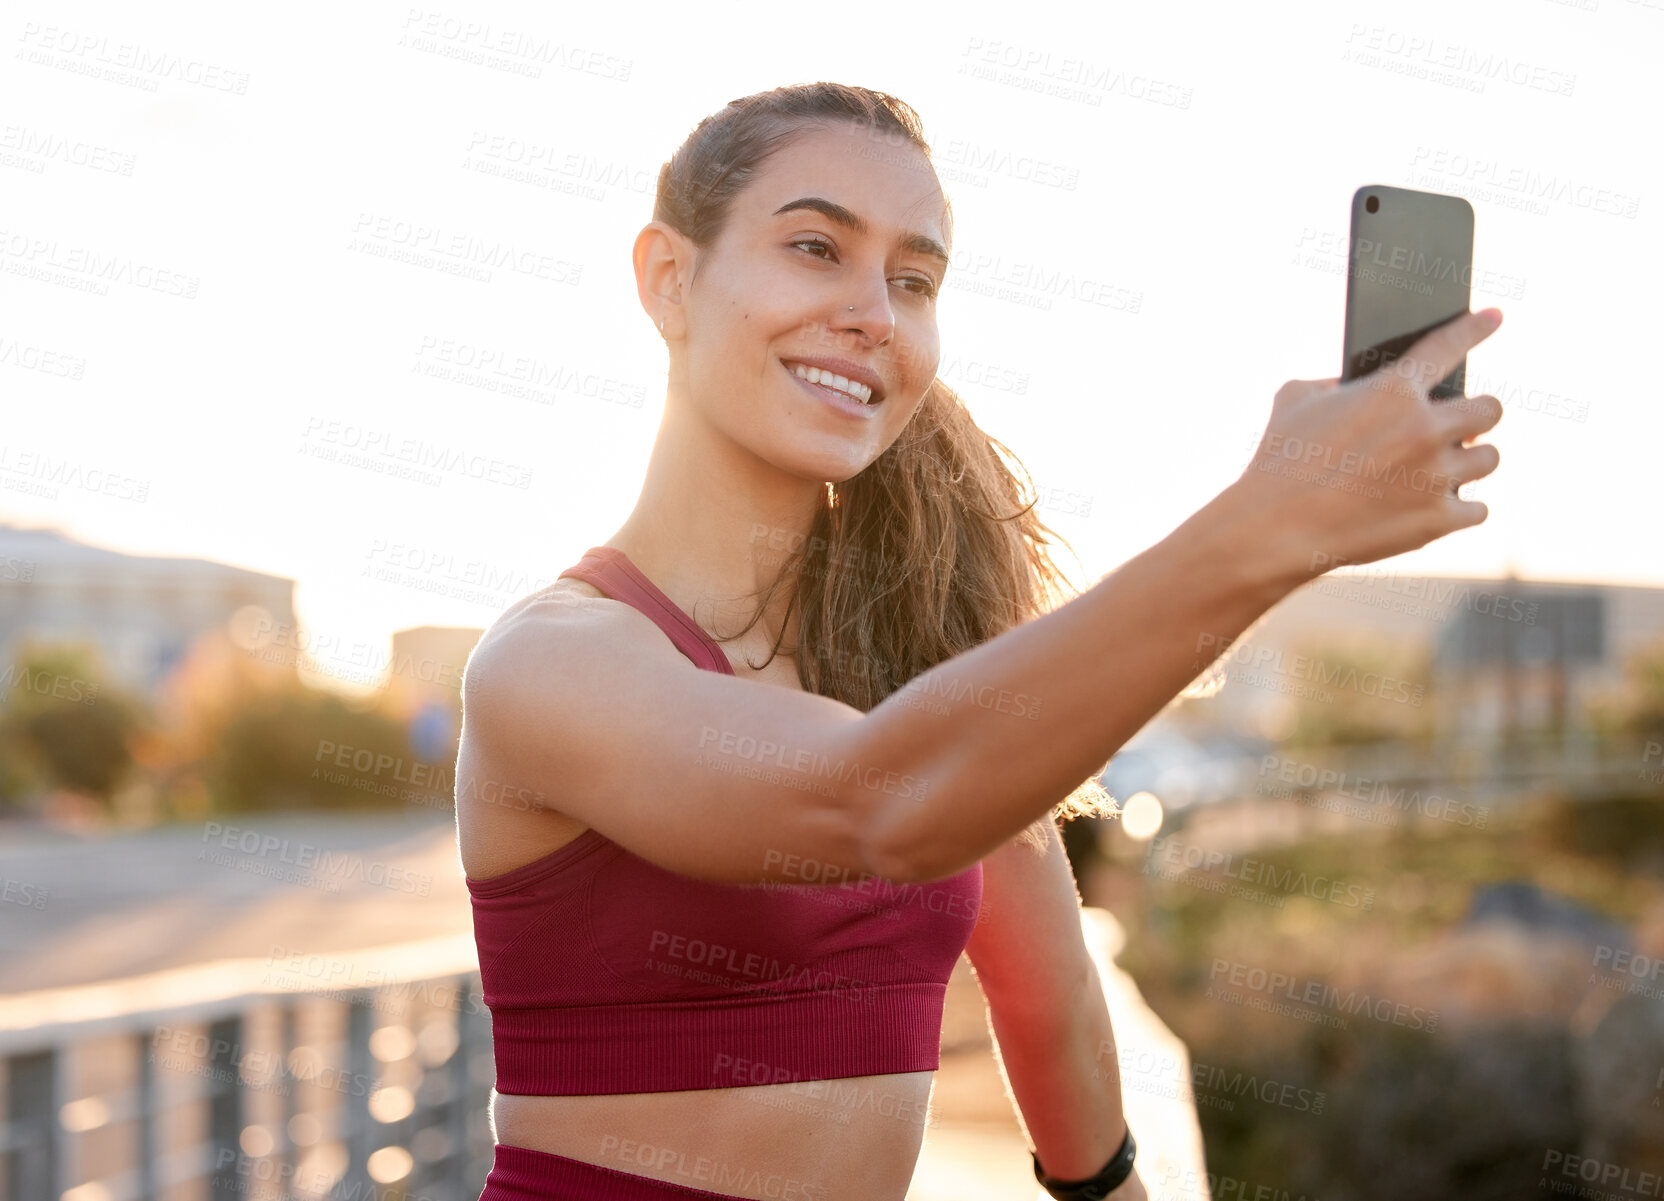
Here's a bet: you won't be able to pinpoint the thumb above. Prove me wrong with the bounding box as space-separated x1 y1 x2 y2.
1273 376 1340 409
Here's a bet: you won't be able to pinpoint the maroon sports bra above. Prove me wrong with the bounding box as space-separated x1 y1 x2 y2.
464 545 984 1095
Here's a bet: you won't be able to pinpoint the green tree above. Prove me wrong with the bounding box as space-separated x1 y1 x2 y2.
0 643 147 807
203 679 439 813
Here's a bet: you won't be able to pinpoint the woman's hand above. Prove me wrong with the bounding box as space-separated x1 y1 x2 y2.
1235 307 1505 583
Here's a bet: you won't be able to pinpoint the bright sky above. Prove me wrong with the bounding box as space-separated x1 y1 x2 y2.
3 0 1658 690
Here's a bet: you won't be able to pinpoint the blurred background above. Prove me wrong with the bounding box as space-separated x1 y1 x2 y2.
1 0 1659 1198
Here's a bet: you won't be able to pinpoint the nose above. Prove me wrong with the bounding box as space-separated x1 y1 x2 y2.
839 276 895 346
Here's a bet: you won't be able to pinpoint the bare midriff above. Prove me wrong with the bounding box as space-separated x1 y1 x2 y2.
491 1071 935 1200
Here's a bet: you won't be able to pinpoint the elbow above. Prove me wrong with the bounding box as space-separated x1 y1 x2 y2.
851 783 951 885
840 715 947 885
856 818 924 885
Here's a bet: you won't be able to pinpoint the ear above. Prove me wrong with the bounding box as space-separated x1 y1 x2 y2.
634 221 689 337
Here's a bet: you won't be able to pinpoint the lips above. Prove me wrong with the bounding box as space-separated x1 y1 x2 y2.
779 357 885 405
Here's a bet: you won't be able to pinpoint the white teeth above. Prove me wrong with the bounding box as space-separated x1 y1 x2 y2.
789 362 875 404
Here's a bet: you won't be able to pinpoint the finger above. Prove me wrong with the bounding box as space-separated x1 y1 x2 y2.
1445 495 1489 530
1450 441 1501 485
1393 308 1504 397
1435 392 1504 442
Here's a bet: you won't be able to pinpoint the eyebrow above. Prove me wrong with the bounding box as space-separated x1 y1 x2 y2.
772 196 950 267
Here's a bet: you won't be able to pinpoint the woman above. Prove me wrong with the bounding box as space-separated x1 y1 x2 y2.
455 83 1503 1201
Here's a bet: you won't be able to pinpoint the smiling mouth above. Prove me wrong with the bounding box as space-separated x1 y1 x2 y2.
780 359 883 405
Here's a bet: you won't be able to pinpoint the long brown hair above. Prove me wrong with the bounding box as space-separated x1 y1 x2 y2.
653 83 1117 834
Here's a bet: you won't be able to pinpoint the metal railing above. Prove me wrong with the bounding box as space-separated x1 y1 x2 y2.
0 939 494 1201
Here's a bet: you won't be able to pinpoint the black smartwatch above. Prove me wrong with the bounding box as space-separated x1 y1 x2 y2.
1033 1126 1136 1200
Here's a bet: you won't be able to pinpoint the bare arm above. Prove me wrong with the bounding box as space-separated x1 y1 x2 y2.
858 309 1504 881
965 817 1132 1182
462 310 1504 886
460 486 1280 888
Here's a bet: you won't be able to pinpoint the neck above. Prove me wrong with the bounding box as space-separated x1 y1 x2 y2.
604 398 825 651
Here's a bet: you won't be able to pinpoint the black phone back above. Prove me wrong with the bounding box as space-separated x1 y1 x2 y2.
1341 185 1474 400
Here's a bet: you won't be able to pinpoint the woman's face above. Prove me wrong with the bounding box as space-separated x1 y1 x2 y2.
651 120 949 485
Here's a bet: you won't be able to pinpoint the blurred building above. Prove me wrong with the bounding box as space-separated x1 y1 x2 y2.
384 625 484 763
0 523 296 698
1189 573 1664 746
382 626 482 712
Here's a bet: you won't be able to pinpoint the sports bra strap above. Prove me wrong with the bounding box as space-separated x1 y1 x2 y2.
557 546 735 676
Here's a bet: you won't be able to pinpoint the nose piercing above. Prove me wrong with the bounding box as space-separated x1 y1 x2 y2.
849 305 854 310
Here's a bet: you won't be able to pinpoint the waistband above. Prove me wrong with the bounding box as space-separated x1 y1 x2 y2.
477 1142 761 1200
487 983 946 1094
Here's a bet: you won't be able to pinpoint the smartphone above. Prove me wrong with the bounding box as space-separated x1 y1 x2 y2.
1341 185 1474 400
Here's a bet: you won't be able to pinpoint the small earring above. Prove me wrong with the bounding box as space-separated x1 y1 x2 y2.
657 316 665 333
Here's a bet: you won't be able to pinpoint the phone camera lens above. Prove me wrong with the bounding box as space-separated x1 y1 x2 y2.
1365 195 1380 213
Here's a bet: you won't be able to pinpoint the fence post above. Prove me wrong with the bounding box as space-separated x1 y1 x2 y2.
208 1015 243 1201
134 1031 157 1201
341 994 376 1196
4 1050 59 1201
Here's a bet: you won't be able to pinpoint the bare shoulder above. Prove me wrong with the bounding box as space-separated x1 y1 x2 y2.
455 576 687 880
464 574 690 702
